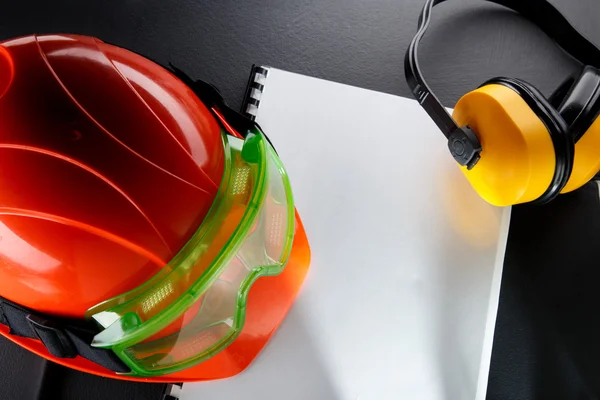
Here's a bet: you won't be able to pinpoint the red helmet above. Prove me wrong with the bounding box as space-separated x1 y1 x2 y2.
0 34 310 382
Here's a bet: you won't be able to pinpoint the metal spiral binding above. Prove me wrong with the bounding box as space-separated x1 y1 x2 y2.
242 66 270 120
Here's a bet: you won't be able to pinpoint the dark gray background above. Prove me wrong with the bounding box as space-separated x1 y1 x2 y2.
1 0 599 399
2 0 598 110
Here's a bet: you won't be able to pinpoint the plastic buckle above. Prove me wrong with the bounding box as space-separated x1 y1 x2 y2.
26 314 77 359
448 126 482 170
163 384 183 400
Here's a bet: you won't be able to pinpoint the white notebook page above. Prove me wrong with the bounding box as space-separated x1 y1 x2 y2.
181 68 511 400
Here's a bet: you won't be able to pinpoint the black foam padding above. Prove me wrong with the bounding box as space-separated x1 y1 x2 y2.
555 66 600 142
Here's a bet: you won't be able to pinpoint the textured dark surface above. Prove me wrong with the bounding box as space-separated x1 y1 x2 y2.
1 0 600 399
1 0 598 110
490 183 600 400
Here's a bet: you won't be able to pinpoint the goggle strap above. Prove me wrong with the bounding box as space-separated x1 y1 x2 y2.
0 297 129 373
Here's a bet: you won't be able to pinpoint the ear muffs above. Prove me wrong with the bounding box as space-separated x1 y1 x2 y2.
485 77 575 204
551 66 600 193
406 0 600 206
451 77 574 206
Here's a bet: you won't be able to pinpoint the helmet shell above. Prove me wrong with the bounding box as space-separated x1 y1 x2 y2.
0 34 224 317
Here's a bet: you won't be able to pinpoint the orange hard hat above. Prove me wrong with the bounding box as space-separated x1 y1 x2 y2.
0 34 310 382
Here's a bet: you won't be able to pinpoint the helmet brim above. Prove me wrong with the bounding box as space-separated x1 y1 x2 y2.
0 211 311 383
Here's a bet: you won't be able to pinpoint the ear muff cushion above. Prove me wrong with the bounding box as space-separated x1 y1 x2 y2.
555 66 600 142
549 72 578 109
481 77 574 204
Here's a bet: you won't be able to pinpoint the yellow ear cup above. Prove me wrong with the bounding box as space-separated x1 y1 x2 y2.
452 84 556 206
562 116 600 193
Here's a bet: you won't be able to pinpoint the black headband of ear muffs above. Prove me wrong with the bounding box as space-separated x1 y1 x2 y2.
405 0 600 169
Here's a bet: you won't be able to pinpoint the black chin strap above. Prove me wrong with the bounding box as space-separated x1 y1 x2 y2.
0 297 129 373
405 0 600 168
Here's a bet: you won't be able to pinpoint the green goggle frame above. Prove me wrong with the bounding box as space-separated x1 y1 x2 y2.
86 128 295 376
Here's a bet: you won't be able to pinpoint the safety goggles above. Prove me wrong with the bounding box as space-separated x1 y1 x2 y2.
86 128 295 377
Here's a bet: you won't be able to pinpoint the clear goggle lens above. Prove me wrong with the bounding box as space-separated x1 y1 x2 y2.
86 129 294 376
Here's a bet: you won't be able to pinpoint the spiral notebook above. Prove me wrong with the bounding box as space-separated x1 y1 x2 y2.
180 67 511 400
